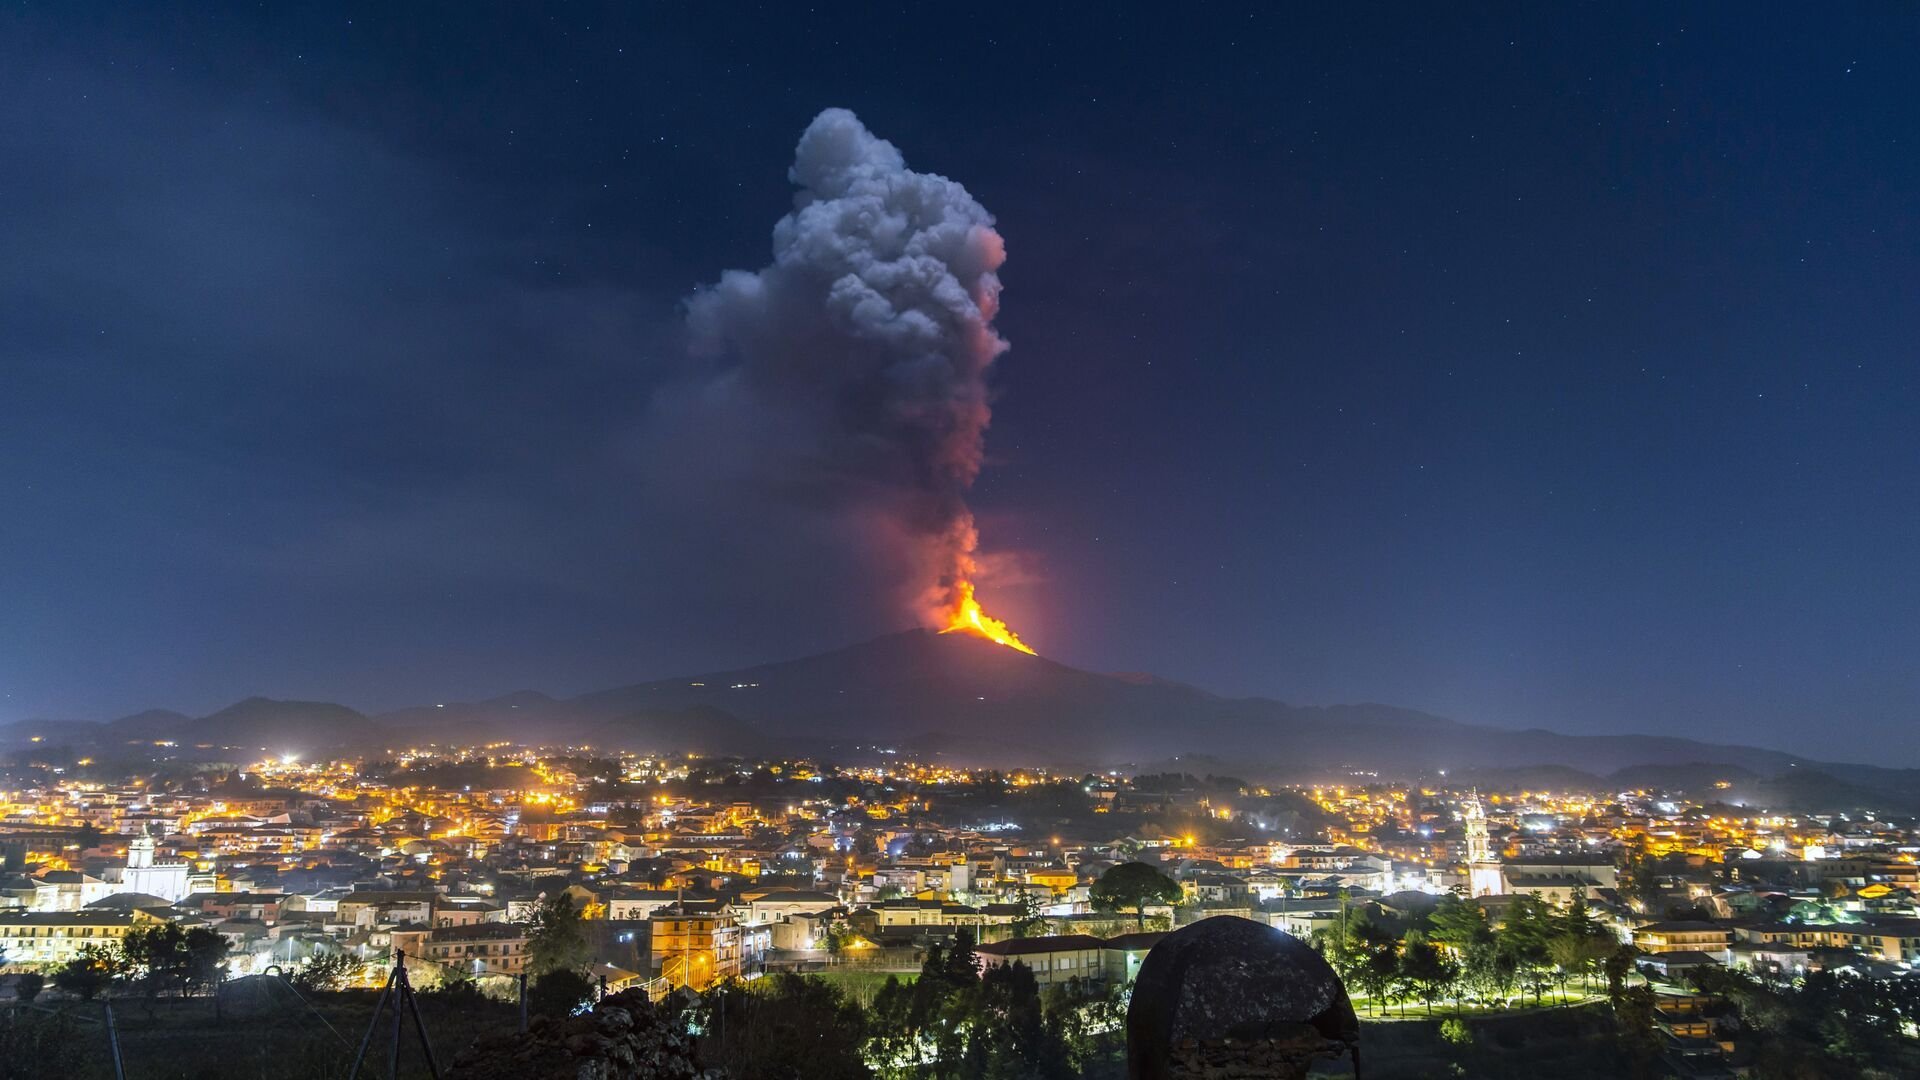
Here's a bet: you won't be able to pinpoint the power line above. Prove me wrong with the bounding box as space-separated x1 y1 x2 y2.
263 972 352 1050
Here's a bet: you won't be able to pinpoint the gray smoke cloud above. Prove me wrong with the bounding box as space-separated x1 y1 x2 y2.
668 108 1013 626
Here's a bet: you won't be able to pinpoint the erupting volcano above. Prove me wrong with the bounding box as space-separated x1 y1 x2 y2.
939 578 1035 654
677 108 1037 654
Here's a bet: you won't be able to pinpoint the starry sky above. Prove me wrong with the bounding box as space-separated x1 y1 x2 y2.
4 5 1918 762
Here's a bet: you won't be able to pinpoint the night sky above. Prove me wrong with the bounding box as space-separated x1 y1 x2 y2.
5 6 1918 762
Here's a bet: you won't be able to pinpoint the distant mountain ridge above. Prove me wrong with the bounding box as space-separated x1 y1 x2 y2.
6 628 1916 809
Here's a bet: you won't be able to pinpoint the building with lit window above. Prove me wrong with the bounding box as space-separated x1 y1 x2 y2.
0 910 158 965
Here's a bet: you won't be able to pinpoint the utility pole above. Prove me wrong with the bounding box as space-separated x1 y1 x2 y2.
103 1000 127 1080
517 972 528 1032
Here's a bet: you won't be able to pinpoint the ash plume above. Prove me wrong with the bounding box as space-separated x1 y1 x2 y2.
666 108 1015 628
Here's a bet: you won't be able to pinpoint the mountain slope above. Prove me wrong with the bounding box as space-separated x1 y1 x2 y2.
568 629 1920 804
7 628 1917 808
568 628 1456 758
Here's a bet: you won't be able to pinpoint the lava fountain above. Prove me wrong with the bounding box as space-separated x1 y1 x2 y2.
937 575 1035 655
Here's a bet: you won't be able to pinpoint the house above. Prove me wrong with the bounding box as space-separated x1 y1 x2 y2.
390 922 530 976
587 961 646 994
1182 873 1252 906
743 890 840 926
1500 855 1618 894
1263 904 1342 940
27 871 115 912
0 910 157 964
1633 920 1733 956
432 896 501 928
1025 867 1078 895
1731 916 1920 964
769 909 836 951
860 898 986 931
651 908 745 990
1638 950 1720 981
1505 876 1597 906
336 890 437 928
974 934 1107 986
1100 931 1166 983
186 891 286 924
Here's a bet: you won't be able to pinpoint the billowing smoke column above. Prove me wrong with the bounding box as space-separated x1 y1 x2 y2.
682 108 1031 652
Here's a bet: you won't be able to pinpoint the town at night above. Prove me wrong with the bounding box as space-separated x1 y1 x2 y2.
6 4 1920 1078
7 721 1920 1076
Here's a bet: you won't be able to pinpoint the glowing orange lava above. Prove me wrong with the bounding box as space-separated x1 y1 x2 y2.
940 580 1036 654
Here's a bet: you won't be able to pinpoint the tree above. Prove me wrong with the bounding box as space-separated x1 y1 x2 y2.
867 975 918 1073
704 973 872 1080
1549 895 1613 996
121 923 176 978
290 952 363 993
528 969 596 1017
1399 932 1459 1017
1008 891 1047 939
1088 863 1181 930
1427 894 1491 953
182 926 231 998
53 944 124 1001
1621 849 1666 916
1427 895 1498 1005
119 922 229 1016
823 921 856 957
1044 977 1127 1076
417 968 489 1004
941 929 981 988
1612 984 1663 1078
972 961 1074 1079
1603 944 1639 1008
1498 895 1555 1006
1330 910 1400 1016
122 923 186 1019
14 972 45 1004
1361 945 1403 1016
524 893 592 975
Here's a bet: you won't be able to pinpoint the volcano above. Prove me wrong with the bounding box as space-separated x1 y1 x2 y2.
484 629 1919 793
10 629 1920 808
570 627 1208 754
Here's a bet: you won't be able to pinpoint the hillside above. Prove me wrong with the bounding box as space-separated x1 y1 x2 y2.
6 628 1918 809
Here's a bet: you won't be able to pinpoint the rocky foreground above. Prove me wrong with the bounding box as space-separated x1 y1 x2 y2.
445 990 723 1080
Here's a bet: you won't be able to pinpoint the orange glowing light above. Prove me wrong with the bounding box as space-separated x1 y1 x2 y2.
940 580 1035 654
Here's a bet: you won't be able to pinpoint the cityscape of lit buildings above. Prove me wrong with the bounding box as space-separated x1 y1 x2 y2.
5 745 1920 1006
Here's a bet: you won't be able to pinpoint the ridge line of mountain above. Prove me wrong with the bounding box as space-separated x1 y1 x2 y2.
3 629 1913 809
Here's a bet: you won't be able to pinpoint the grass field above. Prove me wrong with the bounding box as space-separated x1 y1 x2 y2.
780 967 918 1006
4 979 520 1080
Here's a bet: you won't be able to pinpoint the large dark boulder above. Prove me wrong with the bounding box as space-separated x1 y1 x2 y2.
1126 915 1359 1079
